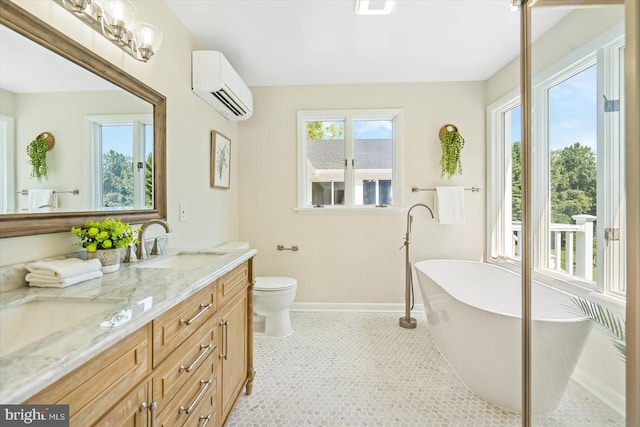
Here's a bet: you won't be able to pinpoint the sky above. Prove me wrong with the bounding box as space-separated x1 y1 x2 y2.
510 64 597 153
101 124 154 158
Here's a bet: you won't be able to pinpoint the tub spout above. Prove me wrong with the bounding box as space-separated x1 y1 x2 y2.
400 203 435 329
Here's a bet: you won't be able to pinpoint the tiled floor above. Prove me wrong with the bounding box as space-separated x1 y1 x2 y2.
226 311 623 426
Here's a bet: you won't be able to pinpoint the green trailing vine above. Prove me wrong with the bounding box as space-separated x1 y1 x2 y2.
26 136 49 182
439 128 465 179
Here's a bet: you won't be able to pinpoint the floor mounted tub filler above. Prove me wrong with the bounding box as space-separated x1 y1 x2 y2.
414 259 591 413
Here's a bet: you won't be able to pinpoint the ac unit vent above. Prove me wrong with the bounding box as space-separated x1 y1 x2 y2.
212 89 247 117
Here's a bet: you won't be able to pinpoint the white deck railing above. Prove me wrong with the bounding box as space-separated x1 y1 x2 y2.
511 214 596 281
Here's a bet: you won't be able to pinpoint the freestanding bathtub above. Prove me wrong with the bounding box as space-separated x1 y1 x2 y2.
414 259 591 413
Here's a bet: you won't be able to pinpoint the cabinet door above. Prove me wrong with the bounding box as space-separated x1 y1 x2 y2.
94 381 149 427
219 290 248 423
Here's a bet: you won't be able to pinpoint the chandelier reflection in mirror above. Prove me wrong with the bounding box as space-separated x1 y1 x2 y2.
54 0 163 62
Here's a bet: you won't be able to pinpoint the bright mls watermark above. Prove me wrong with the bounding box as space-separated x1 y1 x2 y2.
0 405 68 426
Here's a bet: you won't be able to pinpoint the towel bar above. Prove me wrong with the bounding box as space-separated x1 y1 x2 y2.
411 186 481 193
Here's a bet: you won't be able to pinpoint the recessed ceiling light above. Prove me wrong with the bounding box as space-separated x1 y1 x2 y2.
356 0 397 16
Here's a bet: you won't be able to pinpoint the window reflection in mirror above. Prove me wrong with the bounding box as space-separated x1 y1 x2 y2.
0 23 154 214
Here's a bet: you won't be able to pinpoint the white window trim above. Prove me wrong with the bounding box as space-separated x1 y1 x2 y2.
0 114 15 213
296 109 404 213
87 114 152 210
486 27 626 301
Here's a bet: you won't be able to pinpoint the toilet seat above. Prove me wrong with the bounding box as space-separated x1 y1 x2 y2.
255 276 297 292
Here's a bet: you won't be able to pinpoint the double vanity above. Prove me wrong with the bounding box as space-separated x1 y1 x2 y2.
0 247 256 426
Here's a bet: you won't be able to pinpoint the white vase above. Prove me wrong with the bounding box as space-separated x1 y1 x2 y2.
88 248 122 273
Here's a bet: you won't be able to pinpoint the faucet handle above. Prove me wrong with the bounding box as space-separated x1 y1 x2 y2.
123 244 137 263
151 237 165 255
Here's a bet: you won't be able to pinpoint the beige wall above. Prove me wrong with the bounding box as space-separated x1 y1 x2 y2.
486 6 624 105
238 82 486 304
0 0 239 265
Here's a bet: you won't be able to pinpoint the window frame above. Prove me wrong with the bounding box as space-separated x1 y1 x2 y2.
88 114 153 211
0 114 15 213
296 109 403 212
487 29 626 300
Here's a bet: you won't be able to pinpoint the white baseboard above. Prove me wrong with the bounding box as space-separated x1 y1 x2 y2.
290 302 425 313
572 367 625 416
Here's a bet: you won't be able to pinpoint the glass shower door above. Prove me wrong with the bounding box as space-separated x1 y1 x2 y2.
527 2 627 424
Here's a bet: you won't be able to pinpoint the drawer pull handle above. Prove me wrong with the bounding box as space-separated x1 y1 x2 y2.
180 303 213 326
180 344 213 372
199 414 212 426
219 320 229 360
179 379 212 414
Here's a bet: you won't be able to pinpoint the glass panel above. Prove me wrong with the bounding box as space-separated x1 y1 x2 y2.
508 104 522 258
305 120 345 206
353 119 393 206
100 124 133 209
379 179 391 205
548 65 597 279
531 4 625 423
362 180 376 205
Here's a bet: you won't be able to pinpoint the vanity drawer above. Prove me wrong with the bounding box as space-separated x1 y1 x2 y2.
153 283 216 367
217 262 250 305
184 389 216 427
26 324 151 426
152 322 217 412
155 353 216 427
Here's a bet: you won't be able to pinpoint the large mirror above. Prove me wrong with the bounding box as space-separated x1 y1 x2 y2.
0 2 166 238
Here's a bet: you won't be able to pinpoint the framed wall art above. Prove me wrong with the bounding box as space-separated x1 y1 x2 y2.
211 130 231 189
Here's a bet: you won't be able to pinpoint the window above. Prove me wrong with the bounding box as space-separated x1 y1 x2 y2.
89 115 153 210
297 109 402 210
488 35 626 299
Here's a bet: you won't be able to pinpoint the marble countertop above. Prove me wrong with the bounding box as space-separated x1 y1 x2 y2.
0 248 257 403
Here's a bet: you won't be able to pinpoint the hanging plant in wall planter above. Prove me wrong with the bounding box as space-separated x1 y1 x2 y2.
26 131 55 182
439 124 465 180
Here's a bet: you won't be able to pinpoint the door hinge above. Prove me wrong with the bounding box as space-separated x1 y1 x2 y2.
605 227 620 242
603 95 620 113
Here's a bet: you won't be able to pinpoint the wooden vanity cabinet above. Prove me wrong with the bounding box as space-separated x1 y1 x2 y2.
26 325 152 426
24 257 254 427
94 381 150 427
216 261 253 425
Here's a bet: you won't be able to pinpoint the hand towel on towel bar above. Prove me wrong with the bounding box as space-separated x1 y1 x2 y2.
26 270 103 288
25 258 102 278
27 189 57 210
435 186 465 224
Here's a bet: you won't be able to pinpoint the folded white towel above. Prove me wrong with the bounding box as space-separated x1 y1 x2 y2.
25 258 102 278
27 270 103 288
27 189 58 210
435 186 465 224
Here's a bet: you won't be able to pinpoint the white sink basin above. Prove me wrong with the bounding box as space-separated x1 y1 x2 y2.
135 251 227 270
0 299 116 357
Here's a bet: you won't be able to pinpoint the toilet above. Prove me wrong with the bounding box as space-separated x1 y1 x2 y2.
254 276 297 337
214 242 297 337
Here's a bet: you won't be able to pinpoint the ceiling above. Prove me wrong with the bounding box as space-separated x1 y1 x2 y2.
164 0 570 87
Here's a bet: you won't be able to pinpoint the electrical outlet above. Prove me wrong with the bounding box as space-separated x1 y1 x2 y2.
179 203 187 222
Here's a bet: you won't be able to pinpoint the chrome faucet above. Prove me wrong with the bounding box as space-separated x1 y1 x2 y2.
136 219 173 260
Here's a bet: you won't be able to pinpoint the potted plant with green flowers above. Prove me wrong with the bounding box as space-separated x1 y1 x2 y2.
71 218 137 273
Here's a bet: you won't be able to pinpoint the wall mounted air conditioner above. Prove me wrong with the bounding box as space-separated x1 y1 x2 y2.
192 50 253 121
